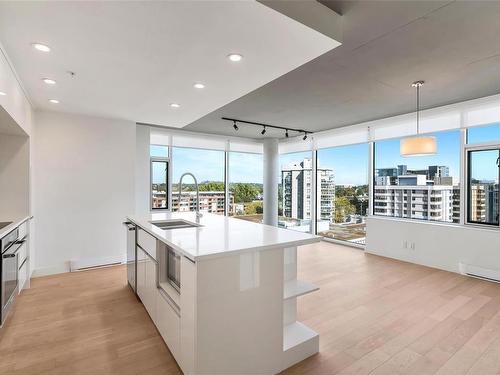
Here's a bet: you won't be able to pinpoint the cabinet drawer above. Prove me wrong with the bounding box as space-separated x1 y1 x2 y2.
156 290 180 359
17 242 27 267
137 229 156 260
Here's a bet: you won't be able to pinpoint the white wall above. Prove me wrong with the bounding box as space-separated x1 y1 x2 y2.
0 133 29 221
33 111 135 275
366 216 500 274
135 125 150 215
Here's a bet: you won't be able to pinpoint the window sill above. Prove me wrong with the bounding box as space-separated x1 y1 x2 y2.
367 215 500 233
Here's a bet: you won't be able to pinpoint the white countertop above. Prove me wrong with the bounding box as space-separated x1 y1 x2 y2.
0 216 31 239
127 212 321 261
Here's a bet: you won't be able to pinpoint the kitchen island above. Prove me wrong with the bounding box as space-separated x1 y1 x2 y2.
126 212 321 375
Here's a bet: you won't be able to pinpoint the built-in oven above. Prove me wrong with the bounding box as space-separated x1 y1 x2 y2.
1 227 20 326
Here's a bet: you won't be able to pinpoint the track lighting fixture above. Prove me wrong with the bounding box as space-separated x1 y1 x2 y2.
222 117 312 140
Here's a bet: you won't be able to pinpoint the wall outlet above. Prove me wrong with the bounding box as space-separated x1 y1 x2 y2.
410 242 415 250
403 240 408 249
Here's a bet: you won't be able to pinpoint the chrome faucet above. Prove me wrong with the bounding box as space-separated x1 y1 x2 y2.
178 172 203 219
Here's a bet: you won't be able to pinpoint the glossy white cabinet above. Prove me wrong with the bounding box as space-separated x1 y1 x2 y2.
137 228 156 260
137 246 157 323
18 259 27 292
136 247 146 299
17 242 27 267
156 290 180 359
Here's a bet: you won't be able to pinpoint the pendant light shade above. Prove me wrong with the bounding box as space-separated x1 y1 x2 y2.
400 136 437 157
400 80 437 157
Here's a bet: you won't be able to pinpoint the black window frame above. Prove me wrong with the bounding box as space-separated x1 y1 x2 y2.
151 157 169 211
466 147 500 226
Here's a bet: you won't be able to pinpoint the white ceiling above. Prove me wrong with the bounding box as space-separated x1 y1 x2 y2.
185 1 500 139
0 1 340 128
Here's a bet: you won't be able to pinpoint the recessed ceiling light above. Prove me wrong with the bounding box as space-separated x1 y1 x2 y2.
48 99 59 104
170 103 180 108
193 83 205 89
227 53 243 62
42 78 56 85
0 91 6 96
32 43 51 52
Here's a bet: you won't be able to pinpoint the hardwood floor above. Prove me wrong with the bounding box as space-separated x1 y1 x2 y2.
2 242 500 374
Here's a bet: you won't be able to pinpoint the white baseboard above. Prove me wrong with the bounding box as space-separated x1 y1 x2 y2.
459 262 500 283
32 262 70 277
70 255 126 272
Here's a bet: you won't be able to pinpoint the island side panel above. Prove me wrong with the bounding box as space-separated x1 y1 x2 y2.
180 256 197 375
195 248 285 375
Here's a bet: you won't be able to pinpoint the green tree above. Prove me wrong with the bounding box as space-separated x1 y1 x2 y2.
199 181 225 192
245 201 263 215
231 183 260 203
334 196 356 223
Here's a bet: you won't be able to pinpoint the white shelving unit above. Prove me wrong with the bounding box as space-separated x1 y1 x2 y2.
282 246 319 368
283 321 318 351
284 279 319 300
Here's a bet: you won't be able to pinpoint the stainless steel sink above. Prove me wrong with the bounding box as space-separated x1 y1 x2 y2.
150 219 201 230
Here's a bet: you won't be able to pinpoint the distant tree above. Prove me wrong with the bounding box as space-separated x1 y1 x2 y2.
199 181 225 192
245 201 263 215
231 183 260 203
334 196 356 223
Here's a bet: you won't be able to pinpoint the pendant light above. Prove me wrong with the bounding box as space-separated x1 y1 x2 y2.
400 81 437 157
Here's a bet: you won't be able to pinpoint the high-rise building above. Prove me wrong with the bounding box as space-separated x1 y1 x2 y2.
374 165 458 222
374 175 454 222
469 182 499 223
281 158 335 222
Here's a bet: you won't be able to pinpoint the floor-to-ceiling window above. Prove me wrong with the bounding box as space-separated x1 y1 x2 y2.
278 151 313 232
171 147 225 215
316 143 369 245
373 130 461 223
466 123 500 226
228 152 263 222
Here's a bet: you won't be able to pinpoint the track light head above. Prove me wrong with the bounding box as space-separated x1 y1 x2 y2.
233 121 238 131
261 126 266 135
303 133 308 141
285 129 289 138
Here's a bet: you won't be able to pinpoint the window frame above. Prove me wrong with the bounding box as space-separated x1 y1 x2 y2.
314 143 370 247
464 141 500 227
372 129 461 225
150 155 170 211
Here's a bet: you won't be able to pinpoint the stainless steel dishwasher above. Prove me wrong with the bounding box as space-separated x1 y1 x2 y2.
123 222 137 293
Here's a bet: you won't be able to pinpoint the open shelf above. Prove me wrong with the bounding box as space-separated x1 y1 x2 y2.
283 322 318 351
283 279 319 300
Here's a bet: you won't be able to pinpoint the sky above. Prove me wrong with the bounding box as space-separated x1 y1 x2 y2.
151 146 263 184
375 131 461 180
152 123 500 185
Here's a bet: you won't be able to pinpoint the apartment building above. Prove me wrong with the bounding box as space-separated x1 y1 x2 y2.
281 158 335 222
470 182 499 223
374 166 457 222
152 190 234 215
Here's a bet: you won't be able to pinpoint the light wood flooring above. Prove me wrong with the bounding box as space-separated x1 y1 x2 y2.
2 242 500 374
